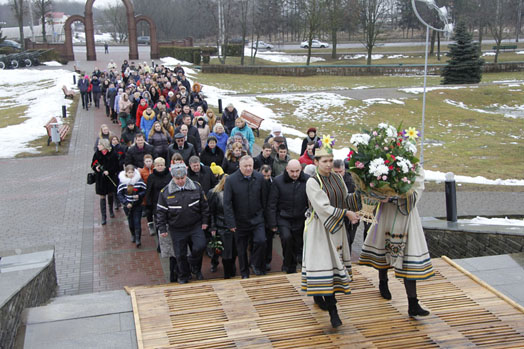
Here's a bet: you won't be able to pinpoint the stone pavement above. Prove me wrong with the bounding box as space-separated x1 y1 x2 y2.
1 46 524 299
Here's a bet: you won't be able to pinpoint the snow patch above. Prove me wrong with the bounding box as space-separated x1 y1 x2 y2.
399 86 467 94
42 61 63 66
458 216 524 226
245 49 325 63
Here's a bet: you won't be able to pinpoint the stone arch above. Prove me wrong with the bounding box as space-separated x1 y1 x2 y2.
63 15 86 61
84 0 138 61
135 15 159 59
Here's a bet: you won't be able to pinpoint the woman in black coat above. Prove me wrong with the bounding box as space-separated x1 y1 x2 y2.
200 136 224 167
91 138 120 225
208 175 237 279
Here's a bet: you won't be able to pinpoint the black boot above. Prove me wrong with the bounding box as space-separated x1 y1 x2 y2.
325 296 342 328
313 296 329 311
169 257 177 283
408 297 430 317
136 234 141 248
130 228 135 243
379 280 392 300
100 198 107 225
108 195 115 218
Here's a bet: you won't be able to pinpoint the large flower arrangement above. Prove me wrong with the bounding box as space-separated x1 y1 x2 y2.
347 123 420 198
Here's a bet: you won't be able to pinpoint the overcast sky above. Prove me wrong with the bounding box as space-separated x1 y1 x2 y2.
0 0 114 8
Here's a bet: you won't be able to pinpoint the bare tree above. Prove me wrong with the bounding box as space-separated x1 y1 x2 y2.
33 0 52 43
359 0 388 65
10 0 26 49
487 0 512 63
304 0 322 65
238 0 249 65
327 0 343 59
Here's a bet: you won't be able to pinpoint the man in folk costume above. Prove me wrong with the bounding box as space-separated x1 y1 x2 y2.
355 169 434 317
302 136 360 328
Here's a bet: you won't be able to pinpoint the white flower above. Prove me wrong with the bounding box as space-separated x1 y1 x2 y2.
403 141 417 154
395 156 413 174
378 123 389 129
369 158 389 177
350 133 371 147
378 123 397 138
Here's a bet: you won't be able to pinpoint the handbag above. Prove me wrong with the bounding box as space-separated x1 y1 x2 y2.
87 172 96 185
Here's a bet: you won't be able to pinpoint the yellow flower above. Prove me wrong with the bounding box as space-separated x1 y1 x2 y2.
322 135 333 147
405 127 419 141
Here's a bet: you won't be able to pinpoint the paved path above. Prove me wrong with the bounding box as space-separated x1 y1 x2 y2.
1 47 523 297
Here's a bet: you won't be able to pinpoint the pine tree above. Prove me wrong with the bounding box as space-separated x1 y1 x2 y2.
441 22 484 84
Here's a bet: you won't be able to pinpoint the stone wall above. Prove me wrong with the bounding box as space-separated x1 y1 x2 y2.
201 62 524 76
425 229 524 259
0 256 57 349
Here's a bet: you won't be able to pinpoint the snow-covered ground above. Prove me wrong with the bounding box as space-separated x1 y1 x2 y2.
458 216 524 226
0 69 74 158
244 49 325 63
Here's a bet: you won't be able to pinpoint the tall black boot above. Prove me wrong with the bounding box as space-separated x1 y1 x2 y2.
313 296 329 311
379 280 392 300
169 257 178 283
107 194 115 218
99 198 107 225
325 296 342 328
408 297 430 317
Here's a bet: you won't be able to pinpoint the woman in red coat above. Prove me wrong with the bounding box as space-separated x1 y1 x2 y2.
135 98 148 127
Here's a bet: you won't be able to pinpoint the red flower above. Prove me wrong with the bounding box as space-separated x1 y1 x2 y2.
389 165 394 170
346 150 354 160
384 160 390 164
133 188 138 192
391 155 396 161
397 142 401 146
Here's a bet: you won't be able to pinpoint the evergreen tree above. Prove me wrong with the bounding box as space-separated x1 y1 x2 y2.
441 22 484 84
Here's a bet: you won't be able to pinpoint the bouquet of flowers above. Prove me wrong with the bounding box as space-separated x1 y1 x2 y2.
207 235 224 256
346 123 420 223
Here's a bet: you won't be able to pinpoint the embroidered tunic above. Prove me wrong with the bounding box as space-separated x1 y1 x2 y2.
357 169 435 280
301 172 353 296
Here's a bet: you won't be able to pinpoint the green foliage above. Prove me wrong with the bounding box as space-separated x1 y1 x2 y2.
441 22 484 84
159 46 202 64
222 44 243 57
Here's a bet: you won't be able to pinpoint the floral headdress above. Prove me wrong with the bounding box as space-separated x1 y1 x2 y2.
315 135 335 157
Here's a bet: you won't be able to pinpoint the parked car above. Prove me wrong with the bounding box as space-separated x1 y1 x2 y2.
0 40 22 50
230 37 249 45
248 41 273 50
300 39 330 48
137 36 150 45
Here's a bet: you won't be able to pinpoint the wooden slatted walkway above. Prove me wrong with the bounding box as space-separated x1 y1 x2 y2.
130 258 524 348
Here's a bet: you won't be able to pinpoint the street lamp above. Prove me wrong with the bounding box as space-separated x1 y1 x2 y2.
411 0 453 164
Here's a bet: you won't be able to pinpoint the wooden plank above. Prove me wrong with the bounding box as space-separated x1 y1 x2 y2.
130 258 524 348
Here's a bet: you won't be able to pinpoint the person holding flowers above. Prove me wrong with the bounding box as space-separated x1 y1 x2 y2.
302 135 360 329
347 123 434 318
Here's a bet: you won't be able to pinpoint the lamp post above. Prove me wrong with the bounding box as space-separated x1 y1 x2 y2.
411 0 453 165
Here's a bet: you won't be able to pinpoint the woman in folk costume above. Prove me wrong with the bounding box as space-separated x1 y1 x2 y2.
356 168 434 317
302 136 360 328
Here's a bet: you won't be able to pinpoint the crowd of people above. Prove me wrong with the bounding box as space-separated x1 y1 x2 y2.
88 59 434 329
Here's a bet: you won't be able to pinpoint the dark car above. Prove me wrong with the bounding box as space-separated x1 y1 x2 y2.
137 36 150 45
0 40 22 50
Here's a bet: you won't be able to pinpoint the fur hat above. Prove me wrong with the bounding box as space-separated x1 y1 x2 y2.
207 136 218 144
170 163 187 178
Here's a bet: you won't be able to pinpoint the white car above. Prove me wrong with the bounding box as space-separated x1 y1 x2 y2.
300 39 330 48
249 41 274 50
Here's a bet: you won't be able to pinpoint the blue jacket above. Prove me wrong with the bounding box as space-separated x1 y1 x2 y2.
230 125 255 154
140 110 156 141
91 78 101 93
77 78 89 93
209 132 229 152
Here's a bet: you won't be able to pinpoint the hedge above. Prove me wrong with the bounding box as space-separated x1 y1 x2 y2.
222 44 243 57
159 46 202 64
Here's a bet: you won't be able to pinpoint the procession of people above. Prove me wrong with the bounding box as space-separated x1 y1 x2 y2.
88 59 433 329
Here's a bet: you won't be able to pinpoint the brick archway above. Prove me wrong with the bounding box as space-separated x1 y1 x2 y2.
135 15 159 59
64 15 86 61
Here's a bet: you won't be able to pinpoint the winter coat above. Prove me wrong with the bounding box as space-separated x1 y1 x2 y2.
111 143 127 170
167 141 196 165
253 152 274 171
221 108 238 132
197 125 210 151
156 178 210 233
106 87 117 110
121 127 141 146
188 165 217 194
267 171 309 228
140 110 156 141
145 168 172 212
124 143 154 168
208 190 227 231
119 94 133 114
221 156 241 175
149 131 171 162
301 135 320 156
78 78 89 93
299 150 315 166
91 78 101 93
230 124 255 154
223 170 269 229
139 166 153 184
175 125 202 154
209 132 228 152
200 145 224 167
272 154 290 177
135 103 149 127
116 169 147 208
91 149 119 195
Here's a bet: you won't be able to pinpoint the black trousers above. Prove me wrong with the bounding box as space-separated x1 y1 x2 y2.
80 91 89 109
279 220 304 272
170 225 206 282
265 227 275 266
235 223 265 277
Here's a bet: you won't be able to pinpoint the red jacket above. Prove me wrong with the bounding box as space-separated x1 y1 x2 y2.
136 103 149 127
299 150 314 166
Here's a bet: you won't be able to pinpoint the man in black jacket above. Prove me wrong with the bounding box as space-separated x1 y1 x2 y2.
188 156 217 198
253 143 274 171
124 133 154 168
167 133 196 165
267 159 309 273
157 164 209 284
223 155 269 278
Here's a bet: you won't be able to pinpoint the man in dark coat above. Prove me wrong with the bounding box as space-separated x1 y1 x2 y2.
267 159 309 273
167 133 196 165
175 115 202 154
78 75 90 110
124 133 154 168
333 159 360 249
223 155 269 278
156 164 209 284
254 143 274 171
188 156 218 194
